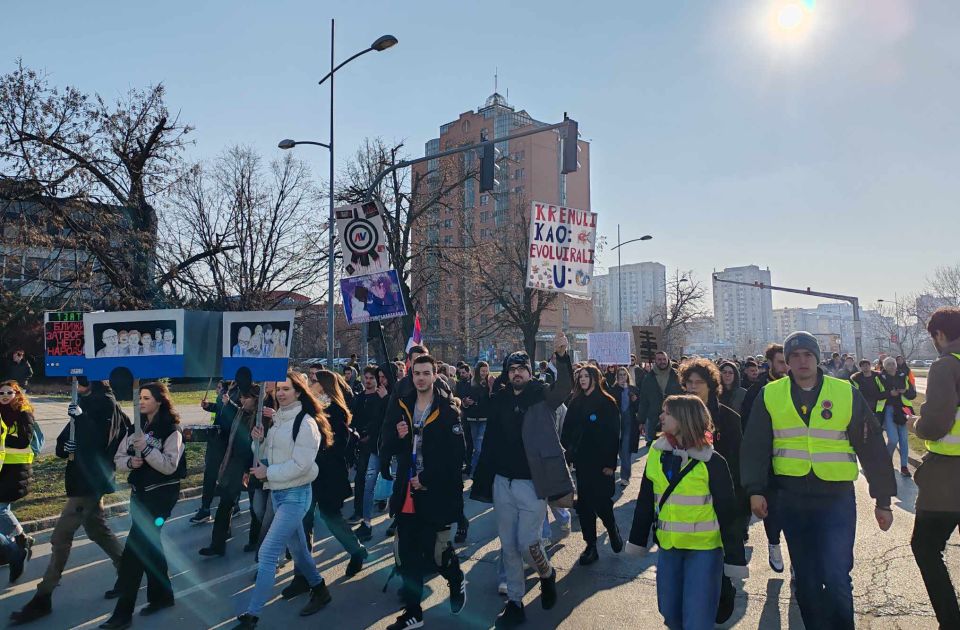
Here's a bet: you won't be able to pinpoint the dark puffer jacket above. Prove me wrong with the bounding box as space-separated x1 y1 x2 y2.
57 386 121 497
313 402 353 513
0 404 34 502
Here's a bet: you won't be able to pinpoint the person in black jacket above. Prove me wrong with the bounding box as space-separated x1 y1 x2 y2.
349 366 389 542
638 352 683 447
379 355 466 630
719 361 747 416
740 343 787 430
191 381 241 524
3 350 33 390
463 361 492 476
608 367 640 487
561 365 623 565
11 379 127 622
851 359 883 412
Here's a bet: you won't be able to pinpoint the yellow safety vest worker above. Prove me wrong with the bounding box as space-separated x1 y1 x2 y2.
873 375 914 414
765 375 858 482
924 353 960 456
645 446 721 551
0 420 34 465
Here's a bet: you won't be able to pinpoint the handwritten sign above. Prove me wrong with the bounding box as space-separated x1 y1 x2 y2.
587 332 632 365
45 312 84 357
526 201 597 297
632 326 663 363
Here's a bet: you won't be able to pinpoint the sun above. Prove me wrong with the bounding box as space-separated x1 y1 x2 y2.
766 0 815 44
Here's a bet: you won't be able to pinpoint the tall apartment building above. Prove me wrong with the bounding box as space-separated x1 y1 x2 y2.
594 262 667 332
590 273 612 332
712 265 774 356
411 92 592 362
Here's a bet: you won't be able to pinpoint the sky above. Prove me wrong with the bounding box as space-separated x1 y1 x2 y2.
4 0 958 311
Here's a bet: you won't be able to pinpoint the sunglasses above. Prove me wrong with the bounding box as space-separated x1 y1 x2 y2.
0 390 17 397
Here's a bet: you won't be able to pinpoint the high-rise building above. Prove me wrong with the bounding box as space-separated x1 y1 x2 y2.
712 265 774 356
597 262 667 331
590 273 612 332
410 92 592 362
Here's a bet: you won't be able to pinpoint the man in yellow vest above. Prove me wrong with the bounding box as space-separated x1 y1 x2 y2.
741 331 896 630
908 307 960 628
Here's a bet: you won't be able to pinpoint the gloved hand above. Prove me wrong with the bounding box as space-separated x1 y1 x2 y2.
68 403 83 417
63 440 77 454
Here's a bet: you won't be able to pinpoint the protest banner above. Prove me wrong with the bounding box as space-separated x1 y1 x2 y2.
221 310 295 381
44 311 86 376
335 200 390 278
632 326 663 363
587 332 632 365
526 201 597 297
341 269 408 325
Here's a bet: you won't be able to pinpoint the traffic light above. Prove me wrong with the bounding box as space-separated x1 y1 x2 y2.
561 118 579 174
480 143 501 192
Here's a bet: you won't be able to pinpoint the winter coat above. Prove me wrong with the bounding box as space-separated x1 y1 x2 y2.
4 359 33 388
876 371 917 425
464 380 492 420
380 387 465 525
707 395 743 491
351 390 389 457
719 361 747 416
216 408 255 499
637 367 683 438
561 389 621 473
114 410 185 494
258 401 320 491
314 402 354 512
57 388 120 497
914 342 960 511
0 405 33 502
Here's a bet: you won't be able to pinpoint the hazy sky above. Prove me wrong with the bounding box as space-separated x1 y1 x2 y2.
4 0 957 310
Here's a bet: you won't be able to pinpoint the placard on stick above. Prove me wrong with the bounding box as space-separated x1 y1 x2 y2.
632 326 663 363
44 311 86 376
587 332 632 365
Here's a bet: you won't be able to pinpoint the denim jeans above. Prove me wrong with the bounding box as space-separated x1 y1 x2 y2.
780 489 856 630
656 547 724 630
884 406 910 468
361 453 381 524
542 505 571 539
0 502 22 536
468 420 487 474
619 410 633 481
244 484 322 616
493 475 551 604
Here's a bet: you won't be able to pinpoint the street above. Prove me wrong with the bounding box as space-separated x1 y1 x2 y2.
0 452 949 629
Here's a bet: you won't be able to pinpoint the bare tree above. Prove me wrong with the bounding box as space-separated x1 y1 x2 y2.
872 298 924 360
160 146 325 310
0 60 225 308
928 262 960 306
646 270 709 357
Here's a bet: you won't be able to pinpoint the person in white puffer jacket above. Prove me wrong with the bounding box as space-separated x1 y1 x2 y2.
234 371 334 629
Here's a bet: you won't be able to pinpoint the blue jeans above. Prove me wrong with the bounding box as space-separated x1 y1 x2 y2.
542 505 571 539
656 547 724 630
884 406 910 468
619 410 633 481
493 475 551 604
244 484 323 616
780 489 856 630
468 420 487 474
361 453 381 524
0 502 22 536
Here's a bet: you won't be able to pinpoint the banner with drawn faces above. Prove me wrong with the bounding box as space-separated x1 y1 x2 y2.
82 309 188 379
221 310 295 381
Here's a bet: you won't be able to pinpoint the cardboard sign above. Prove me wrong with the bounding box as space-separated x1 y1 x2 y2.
335 200 390 278
341 269 407 325
632 326 663 363
587 332 632 365
221 310 295 381
44 311 86 376
526 201 597 297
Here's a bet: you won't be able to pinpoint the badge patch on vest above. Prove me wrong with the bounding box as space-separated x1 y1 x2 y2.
821 409 833 420
452 424 462 435
589 413 598 422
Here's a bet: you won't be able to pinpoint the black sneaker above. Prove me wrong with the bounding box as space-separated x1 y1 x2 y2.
281 574 310 600
299 581 332 616
345 549 368 577
104 584 122 599
346 512 362 525
99 616 132 630
354 523 373 543
385 608 424 630
450 578 467 615
495 601 525 628
199 545 226 557
7 541 27 583
10 591 52 623
579 544 599 566
454 525 468 544
231 613 258 629
385 519 397 537
140 599 175 616
609 527 624 554
189 508 211 525
540 569 557 610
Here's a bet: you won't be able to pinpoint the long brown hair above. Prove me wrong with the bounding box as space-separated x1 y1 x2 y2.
139 381 180 426
315 369 353 426
0 380 33 413
662 394 713 450
287 370 334 447
572 365 617 405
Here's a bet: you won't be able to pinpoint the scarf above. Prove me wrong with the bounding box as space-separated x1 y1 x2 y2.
653 365 671 394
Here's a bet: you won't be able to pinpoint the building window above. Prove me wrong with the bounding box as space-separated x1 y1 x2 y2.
514 168 524 180
480 211 489 223
443 219 453 229
443 235 453 246
480 194 489 206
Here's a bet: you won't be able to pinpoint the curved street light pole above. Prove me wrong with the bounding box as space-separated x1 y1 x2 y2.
609 225 653 332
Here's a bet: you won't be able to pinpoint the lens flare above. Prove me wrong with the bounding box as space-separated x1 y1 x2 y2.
154 517 165 527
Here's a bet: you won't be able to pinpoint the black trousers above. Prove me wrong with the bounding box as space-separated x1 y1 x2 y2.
200 435 226 510
763 490 782 545
462 421 474 469
114 485 179 618
575 470 618 545
912 510 960 628
397 513 462 614
353 450 372 515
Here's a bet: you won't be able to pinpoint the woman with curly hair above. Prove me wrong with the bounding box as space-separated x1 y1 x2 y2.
0 380 35 583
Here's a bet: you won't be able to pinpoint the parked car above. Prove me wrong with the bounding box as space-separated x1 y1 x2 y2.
911 360 926 368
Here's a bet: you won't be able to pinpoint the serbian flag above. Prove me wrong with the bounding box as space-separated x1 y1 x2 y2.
405 312 422 353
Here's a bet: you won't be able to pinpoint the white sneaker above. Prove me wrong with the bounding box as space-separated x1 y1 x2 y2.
768 543 784 573
498 582 508 596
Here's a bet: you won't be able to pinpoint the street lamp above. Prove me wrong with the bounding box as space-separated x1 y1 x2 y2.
279 20 397 370
609 225 652 332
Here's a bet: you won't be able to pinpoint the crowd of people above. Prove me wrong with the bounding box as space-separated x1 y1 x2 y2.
2 306 960 629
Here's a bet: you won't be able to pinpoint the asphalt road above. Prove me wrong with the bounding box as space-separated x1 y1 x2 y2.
0 451 951 629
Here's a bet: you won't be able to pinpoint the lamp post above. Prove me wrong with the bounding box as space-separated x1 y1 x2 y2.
609 225 652 332
279 20 397 370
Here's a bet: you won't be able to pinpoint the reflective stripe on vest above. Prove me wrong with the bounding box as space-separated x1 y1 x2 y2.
874 375 914 413
644 446 722 551
2 446 33 465
764 375 859 482
926 353 960 456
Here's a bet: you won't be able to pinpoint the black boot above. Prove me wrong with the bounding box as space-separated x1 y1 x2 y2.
579 544 599 566
345 548 368 577
299 581 332 616
199 544 226 557
495 601 525 628
540 569 557 610
282 573 310 599
609 526 624 553
99 615 132 630
231 613 258 629
10 591 52 623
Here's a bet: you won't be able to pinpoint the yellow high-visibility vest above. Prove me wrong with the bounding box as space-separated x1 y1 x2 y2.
0 420 34 465
645 446 722 551
764 375 858 482
874 375 914 413
925 353 960 456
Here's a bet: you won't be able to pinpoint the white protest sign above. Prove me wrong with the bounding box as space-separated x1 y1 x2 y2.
335 200 390 278
587 332 632 365
526 201 597 297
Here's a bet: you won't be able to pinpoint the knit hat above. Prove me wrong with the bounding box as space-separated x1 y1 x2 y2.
783 331 821 363
503 351 531 373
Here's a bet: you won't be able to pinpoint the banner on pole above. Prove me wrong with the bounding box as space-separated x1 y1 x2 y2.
341 269 408 325
335 200 390 278
526 201 597 297
44 311 86 376
587 332 632 365
632 326 663 363
222 310 295 381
